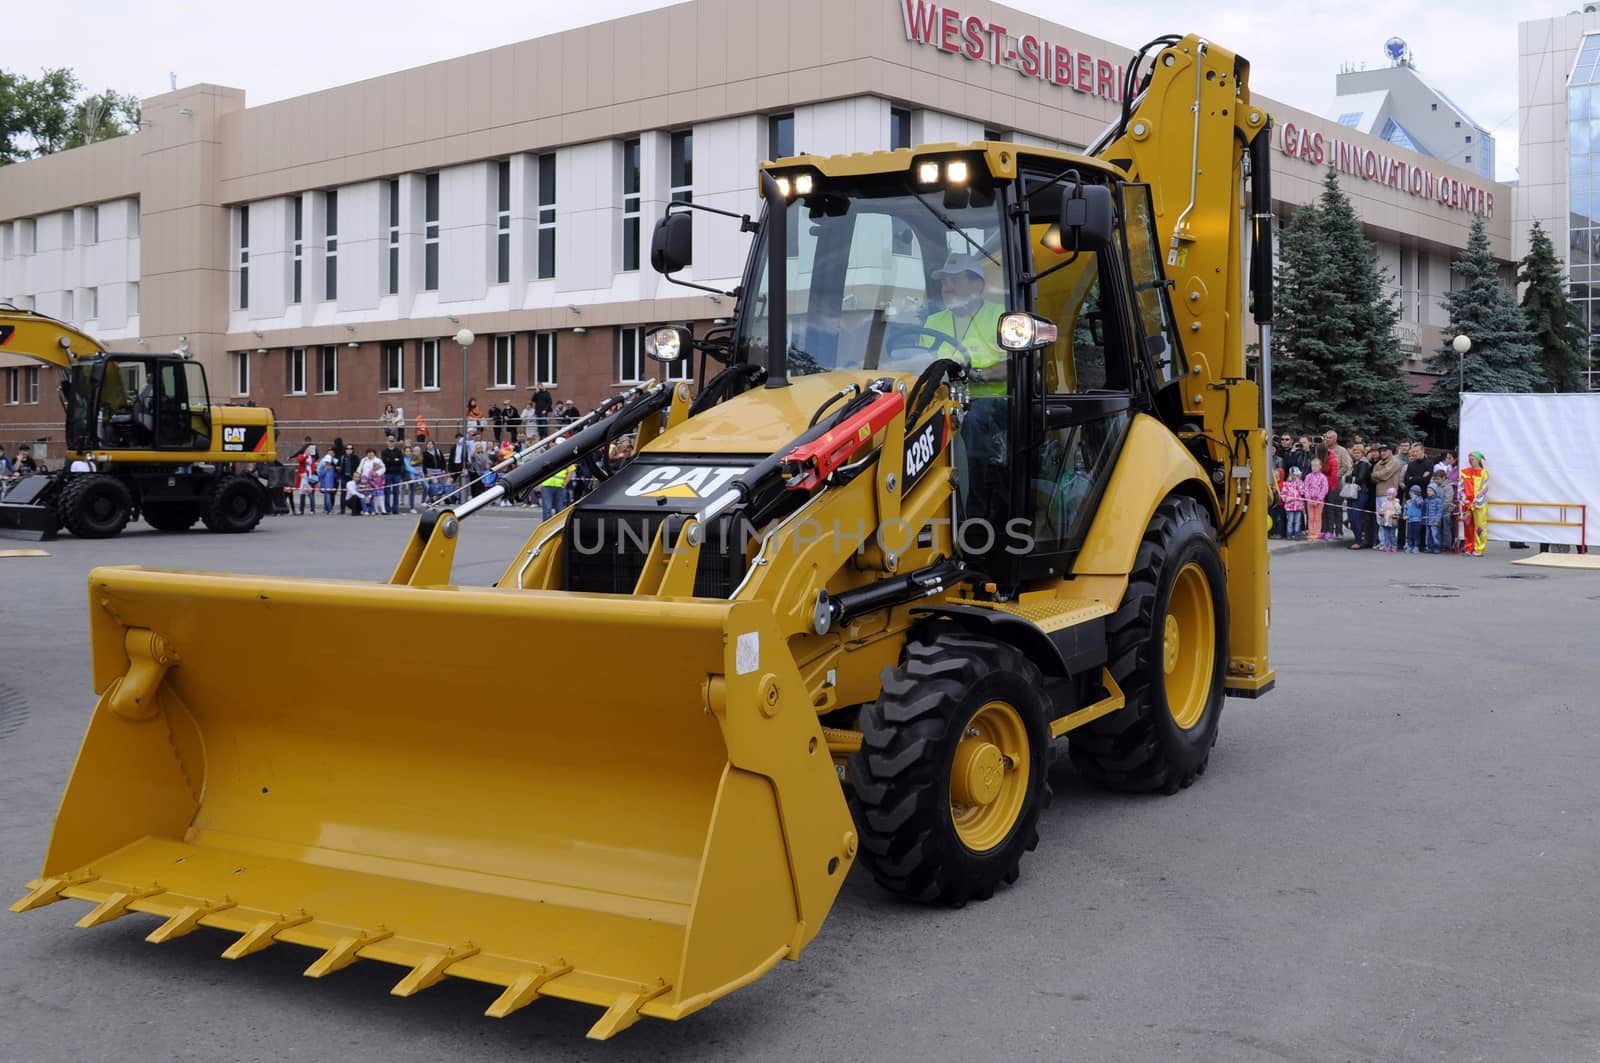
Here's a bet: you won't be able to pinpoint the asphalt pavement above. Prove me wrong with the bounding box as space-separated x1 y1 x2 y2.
2 513 1598 1062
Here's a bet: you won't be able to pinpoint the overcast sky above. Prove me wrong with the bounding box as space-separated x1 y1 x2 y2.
13 0 1554 182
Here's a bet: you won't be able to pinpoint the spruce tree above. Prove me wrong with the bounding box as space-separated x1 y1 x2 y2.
1517 220 1589 392
1270 168 1412 438
1426 215 1543 430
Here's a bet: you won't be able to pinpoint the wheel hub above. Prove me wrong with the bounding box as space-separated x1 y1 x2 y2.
1163 614 1180 674
952 740 1005 806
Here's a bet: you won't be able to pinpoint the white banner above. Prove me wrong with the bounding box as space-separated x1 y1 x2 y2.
1460 393 1600 547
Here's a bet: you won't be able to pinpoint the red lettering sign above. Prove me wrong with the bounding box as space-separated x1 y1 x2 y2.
1019 33 1040 77
962 15 985 60
939 8 961 52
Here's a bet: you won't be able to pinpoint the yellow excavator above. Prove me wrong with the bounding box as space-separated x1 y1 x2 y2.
0 310 277 539
13 33 1274 1039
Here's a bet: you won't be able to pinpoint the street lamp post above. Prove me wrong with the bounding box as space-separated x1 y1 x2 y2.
1453 333 1471 395
453 328 475 438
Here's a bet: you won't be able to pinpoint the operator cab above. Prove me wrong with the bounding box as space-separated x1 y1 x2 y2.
66 354 213 453
676 149 1188 591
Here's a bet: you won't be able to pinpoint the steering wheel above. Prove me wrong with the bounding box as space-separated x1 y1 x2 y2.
880 324 970 371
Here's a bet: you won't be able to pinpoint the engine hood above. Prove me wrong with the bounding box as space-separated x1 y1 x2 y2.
644 370 910 456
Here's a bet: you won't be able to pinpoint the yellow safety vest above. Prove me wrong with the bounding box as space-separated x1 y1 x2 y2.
541 465 571 488
922 301 1007 394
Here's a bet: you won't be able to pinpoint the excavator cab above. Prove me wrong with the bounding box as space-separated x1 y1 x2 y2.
66 354 213 453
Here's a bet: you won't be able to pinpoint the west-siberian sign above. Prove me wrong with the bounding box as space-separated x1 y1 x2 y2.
899 0 1124 103
1279 121 1493 219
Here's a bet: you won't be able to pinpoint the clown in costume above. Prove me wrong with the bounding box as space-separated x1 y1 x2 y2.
1458 450 1489 556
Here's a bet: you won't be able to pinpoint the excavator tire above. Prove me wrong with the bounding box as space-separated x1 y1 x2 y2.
141 500 201 532
200 474 265 533
849 625 1050 906
1069 495 1226 794
57 474 132 539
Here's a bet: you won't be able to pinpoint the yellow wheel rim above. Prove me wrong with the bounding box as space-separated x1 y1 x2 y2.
1164 562 1216 730
950 700 1030 853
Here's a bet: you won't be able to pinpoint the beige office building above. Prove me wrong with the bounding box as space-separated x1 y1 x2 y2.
0 0 1510 449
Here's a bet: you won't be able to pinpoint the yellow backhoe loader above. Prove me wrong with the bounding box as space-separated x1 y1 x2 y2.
13 33 1275 1039
0 310 277 539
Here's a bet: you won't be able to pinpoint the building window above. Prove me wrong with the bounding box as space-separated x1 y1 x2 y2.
25 366 40 403
621 138 641 272
128 281 139 316
324 191 338 301
1465 155 1472 164
232 352 250 396
84 206 98 244
317 345 339 394
83 287 97 320
382 341 404 391
21 220 35 254
537 153 557 279
496 160 511 284
664 342 693 382
291 196 303 304
424 173 440 291
984 127 1009 142
890 107 911 150
669 130 693 265
768 113 794 159
387 179 400 295
4 368 17 404
418 338 440 390
1430 103 1437 111
236 204 250 309
491 334 515 387
532 331 557 385
61 290 74 323
617 326 644 383
287 348 307 394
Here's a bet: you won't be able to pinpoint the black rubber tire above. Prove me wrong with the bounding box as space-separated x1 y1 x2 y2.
57 474 133 539
1068 495 1227 794
141 500 201 532
849 626 1051 906
201 474 265 533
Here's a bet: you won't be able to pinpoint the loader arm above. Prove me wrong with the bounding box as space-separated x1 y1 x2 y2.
1091 36 1275 695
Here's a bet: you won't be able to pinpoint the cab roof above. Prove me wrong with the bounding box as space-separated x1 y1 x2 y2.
759 141 1127 183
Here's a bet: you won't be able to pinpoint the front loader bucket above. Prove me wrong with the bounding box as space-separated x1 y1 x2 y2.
0 476 60 540
14 566 856 1038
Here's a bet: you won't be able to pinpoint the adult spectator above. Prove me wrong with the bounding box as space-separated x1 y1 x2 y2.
489 403 506 445
533 387 554 438
1283 435 1312 477
466 399 484 437
449 432 471 492
1368 443 1404 530
506 402 522 445
0 444 15 483
380 402 405 440
1346 443 1373 550
1402 440 1433 546
1323 430 1352 539
381 435 405 514
521 398 540 444
14 444 37 476
338 442 360 495
421 437 445 502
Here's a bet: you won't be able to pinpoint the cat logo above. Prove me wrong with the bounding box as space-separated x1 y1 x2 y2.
222 426 247 451
622 464 748 500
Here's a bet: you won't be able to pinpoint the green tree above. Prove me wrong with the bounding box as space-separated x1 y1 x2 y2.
1426 214 1543 431
1 68 139 164
1517 220 1589 392
1271 168 1413 438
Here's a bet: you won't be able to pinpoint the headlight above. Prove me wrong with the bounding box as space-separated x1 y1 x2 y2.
998 312 1058 351
645 326 688 363
946 160 969 185
775 176 792 197
794 173 813 195
917 161 940 185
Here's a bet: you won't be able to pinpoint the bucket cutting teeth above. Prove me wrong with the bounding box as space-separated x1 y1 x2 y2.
76 886 165 928
222 911 312 960
390 943 480 997
303 928 393 978
146 899 236 943
484 960 573 1018
10 873 99 913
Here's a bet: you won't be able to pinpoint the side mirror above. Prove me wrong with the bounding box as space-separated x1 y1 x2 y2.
1056 183 1114 253
650 211 693 274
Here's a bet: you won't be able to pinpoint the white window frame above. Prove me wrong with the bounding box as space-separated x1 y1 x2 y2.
287 348 307 395
665 348 693 382
491 334 516 388
291 196 303 304
128 281 139 316
387 178 400 296
83 287 97 321
61 290 74 323
495 160 511 285
536 153 556 280
323 191 338 301
25 366 41 404
424 173 440 292
232 351 251 397
317 345 339 394
4 367 18 404
418 339 440 390
532 331 557 386
382 341 405 391
237 204 250 310
617 326 645 384
85 205 99 244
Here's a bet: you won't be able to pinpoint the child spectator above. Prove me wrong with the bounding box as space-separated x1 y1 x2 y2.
1281 467 1306 540
1304 458 1329 540
1404 485 1425 553
296 456 319 515
319 453 338 513
1424 483 1444 554
1377 486 1400 552
1432 470 1455 553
